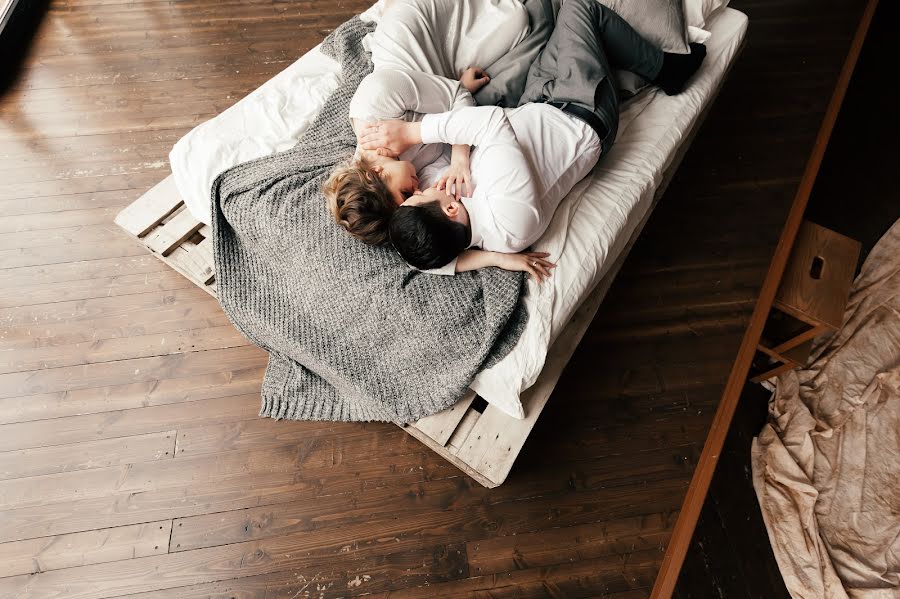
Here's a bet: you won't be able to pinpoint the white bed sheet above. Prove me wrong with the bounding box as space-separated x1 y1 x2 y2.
169 4 748 420
170 2 385 225
472 7 748 417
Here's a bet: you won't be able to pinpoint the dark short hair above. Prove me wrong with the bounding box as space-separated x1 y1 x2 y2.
389 201 469 269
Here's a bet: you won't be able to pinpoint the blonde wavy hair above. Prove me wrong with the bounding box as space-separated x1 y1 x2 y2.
323 156 396 246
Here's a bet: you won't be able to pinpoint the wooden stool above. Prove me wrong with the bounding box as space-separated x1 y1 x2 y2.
749 221 861 383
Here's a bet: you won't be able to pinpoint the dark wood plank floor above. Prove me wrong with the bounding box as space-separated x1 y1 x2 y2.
0 0 867 596
674 2 898 595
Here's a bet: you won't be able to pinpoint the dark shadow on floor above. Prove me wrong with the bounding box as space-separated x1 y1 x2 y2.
806 0 900 266
674 1 898 597
1 0 51 97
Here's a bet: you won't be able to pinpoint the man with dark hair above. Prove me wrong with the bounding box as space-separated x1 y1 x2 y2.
364 0 706 273
389 200 470 269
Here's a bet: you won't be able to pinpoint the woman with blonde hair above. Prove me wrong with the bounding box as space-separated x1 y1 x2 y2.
324 0 556 278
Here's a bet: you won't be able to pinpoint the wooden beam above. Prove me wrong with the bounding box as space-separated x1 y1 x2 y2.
649 0 881 595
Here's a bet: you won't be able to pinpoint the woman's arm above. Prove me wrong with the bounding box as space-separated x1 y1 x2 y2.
350 70 473 128
433 144 472 199
359 107 518 164
349 70 474 158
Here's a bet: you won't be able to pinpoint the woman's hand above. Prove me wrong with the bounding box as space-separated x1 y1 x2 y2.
436 145 473 199
435 161 472 200
495 251 556 282
460 67 491 95
358 120 418 157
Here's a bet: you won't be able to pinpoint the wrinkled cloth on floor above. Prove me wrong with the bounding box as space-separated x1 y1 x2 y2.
752 218 900 599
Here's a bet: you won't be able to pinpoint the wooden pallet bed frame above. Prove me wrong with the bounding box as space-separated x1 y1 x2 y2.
114 47 741 488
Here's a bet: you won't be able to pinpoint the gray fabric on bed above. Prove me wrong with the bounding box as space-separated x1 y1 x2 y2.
475 0 561 107
210 16 527 424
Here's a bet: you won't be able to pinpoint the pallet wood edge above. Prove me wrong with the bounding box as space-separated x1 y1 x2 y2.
114 178 218 297
410 390 478 447
113 176 184 237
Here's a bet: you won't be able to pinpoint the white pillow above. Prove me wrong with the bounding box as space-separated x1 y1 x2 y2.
368 0 529 77
684 0 730 29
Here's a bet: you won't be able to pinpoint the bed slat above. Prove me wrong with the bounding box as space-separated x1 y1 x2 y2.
114 177 184 238
446 408 483 453
410 389 477 446
167 239 216 285
453 263 616 484
116 175 218 296
146 209 204 257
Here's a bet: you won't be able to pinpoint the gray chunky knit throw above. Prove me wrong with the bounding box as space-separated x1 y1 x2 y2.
210 17 527 424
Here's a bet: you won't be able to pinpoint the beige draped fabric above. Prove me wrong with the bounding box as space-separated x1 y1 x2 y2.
752 218 900 599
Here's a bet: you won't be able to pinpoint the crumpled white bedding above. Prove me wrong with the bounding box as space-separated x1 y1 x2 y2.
751 219 900 599
169 2 748 419
367 0 529 77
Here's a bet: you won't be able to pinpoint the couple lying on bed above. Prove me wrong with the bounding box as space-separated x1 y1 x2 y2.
325 0 706 280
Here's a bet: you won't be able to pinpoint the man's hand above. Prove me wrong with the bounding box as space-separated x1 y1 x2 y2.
494 251 556 282
460 67 490 95
454 250 555 281
358 120 419 158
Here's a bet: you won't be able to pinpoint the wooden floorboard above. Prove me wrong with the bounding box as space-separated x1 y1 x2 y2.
674 1 897 594
0 0 867 596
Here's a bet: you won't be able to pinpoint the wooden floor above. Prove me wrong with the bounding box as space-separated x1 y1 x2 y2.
675 2 897 594
0 0 867 596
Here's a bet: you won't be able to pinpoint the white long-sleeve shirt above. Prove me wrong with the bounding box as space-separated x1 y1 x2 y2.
420 104 602 255
348 69 473 179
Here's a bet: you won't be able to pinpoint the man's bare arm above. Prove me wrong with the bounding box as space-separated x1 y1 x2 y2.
455 250 555 282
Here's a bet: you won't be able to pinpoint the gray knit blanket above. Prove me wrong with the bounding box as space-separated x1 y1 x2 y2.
210 17 527 424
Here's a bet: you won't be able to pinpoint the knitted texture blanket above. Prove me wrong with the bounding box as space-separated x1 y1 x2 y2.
210 17 527 424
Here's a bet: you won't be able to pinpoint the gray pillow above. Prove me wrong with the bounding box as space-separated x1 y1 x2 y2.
597 0 690 53
475 0 561 107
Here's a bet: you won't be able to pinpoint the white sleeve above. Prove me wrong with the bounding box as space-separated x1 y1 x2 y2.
420 106 517 148
418 257 459 276
348 69 474 122
421 107 540 252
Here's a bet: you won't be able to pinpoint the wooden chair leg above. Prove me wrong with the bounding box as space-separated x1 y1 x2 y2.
772 323 829 354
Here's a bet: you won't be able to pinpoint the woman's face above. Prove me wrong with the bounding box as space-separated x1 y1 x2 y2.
377 160 420 205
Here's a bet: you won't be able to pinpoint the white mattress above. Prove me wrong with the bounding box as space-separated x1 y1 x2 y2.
170 3 748 420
